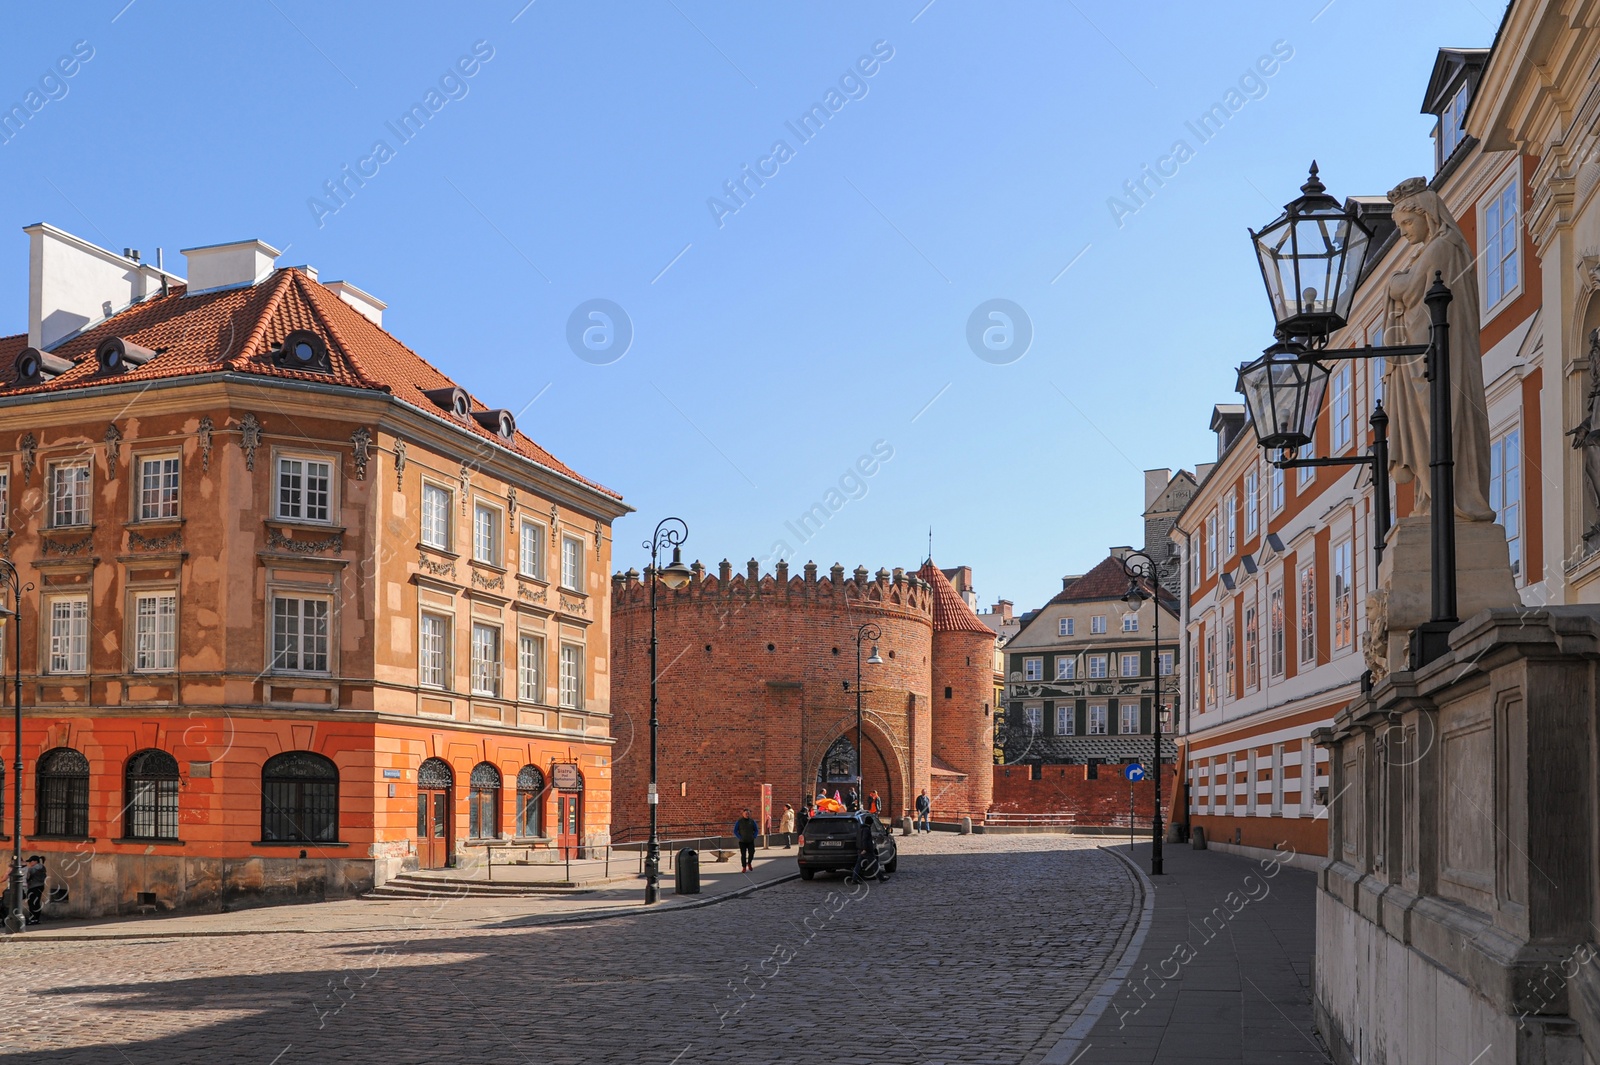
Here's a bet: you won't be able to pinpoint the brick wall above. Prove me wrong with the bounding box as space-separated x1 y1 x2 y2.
991 762 1180 826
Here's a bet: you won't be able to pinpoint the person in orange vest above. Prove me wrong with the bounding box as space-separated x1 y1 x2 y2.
867 790 882 814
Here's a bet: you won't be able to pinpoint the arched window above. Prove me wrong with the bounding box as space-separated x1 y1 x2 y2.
515 765 544 837
125 749 180 840
468 762 500 839
261 751 339 843
37 747 89 837
417 757 453 790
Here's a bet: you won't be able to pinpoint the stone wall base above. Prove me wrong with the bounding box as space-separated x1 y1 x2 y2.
36 852 378 919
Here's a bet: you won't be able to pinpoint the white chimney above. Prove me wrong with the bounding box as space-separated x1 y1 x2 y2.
180 239 280 294
325 280 385 326
24 223 175 350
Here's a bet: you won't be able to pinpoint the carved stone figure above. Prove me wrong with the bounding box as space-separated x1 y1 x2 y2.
104 423 122 474
1383 177 1496 521
350 427 372 481
197 416 214 472
238 413 262 472
1362 590 1390 682
392 439 407 490
1568 329 1600 545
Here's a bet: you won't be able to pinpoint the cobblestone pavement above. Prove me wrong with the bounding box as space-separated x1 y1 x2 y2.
0 834 1138 1065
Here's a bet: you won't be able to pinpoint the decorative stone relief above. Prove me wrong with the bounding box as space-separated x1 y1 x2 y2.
266 528 344 555
239 413 262 472
104 424 122 473
508 486 518 516
20 433 36 484
417 552 456 580
40 535 93 557
1569 329 1600 548
594 519 603 550
350 427 372 481
518 584 548 605
1362 590 1390 682
393 439 407 490
559 594 588 616
471 570 505 591
549 503 558 526
459 463 471 513
198 416 214 472
130 529 184 552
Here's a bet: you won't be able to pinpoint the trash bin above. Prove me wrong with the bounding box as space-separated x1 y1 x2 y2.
675 848 701 895
1191 825 1207 850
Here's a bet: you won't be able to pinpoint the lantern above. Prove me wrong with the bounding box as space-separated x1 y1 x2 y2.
1236 341 1331 452
1249 162 1372 340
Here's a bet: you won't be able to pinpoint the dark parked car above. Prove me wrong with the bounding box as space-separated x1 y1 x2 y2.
797 812 898 880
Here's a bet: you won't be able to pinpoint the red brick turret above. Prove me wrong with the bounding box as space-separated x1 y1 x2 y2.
920 560 997 818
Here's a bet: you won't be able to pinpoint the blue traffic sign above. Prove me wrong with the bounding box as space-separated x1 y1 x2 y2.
1124 763 1146 782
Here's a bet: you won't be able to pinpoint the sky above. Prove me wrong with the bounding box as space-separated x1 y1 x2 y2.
1 0 1504 613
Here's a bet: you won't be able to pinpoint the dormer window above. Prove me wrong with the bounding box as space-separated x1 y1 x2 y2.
13 347 71 386
1436 81 1468 169
273 329 332 374
422 386 472 421
96 337 157 375
471 409 516 441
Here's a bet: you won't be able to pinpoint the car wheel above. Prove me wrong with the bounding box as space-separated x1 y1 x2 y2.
799 867 815 880
885 856 898 873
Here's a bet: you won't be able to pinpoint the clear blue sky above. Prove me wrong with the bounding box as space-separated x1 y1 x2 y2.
1 0 1502 613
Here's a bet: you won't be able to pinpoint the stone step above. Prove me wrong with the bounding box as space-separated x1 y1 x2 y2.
365 875 596 899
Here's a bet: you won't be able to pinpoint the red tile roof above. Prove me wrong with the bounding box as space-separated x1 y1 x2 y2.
917 560 997 636
0 269 620 500
1043 555 1178 611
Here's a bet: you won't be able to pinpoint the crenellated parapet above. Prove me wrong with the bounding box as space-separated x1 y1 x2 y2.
611 557 935 619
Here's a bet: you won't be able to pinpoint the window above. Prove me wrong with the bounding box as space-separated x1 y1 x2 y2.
1224 493 1237 557
1224 619 1236 698
1270 465 1285 512
1023 705 1042 732
1332 540 1354 650
1299 567 1317 665
559 644 583 708
1205 631 1217 706
1058 617 1073 637
125 749 179 840
1120 652 1140 678
471 623 502 697
1490 429 1522 580
133 591 177 672
468 762 501 839
561 536 583 591
1120 703 1140 734
272 596 330 673
276 456 332 522
1023 657 1042 681
519 520 545 579
1090 615 1107 635
1088 704 1108 735
1088 654 1108 679
1298 461 1315 488
419 612 450 689
261 751 338 843
49 460 90 528
1371 333 1386 405
1484 176 1520 309
518 633 544 702
1436 81 1468 165
0 468 9 532
1190 537 1201 585
516 765 545 837
1207 511 1218 572
1331 366 1352 452
1158 651 1174 676
1244 603 1259 690
473 503 500 564
1122 614 1139 632
1055 657 1075 680
1270 586 1286 678
1244 470 1259 536
36 747 89 837
421 483 451 549
48 596 88 674
1055 705 1074 735
136 455 181 520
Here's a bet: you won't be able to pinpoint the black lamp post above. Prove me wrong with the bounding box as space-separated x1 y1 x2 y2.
1118 551 1166 876
1239 162 1457 667
643 518 691 905
0 559 30 933
854 623 882 803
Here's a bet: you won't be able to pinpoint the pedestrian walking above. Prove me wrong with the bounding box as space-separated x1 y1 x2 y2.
845 788 859 812
866 790 882 814
916 789 931 833
795 798 811 838
733 808 759 872
24 856 46 924
779 803 796 848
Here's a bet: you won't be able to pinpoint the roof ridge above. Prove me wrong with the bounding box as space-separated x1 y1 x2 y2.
293 272 384 390
917 560 996 636
230 271 296 371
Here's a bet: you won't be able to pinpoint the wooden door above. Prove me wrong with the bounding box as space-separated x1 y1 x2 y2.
417 788 451 869
556 794 581 856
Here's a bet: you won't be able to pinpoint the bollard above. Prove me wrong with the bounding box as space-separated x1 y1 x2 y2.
1192 825 1207 850
959 816 972 835
901 816 913 836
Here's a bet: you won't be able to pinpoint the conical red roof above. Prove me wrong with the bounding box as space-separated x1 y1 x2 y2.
918 560 997 637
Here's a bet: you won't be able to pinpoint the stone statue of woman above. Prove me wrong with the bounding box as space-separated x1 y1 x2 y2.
1383 177 1496 522
1568 329 1600 543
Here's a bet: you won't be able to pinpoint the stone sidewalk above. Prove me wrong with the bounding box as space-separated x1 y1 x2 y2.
1051 841 1329 1065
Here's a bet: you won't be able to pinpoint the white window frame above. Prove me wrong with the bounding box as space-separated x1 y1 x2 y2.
558 643 584 708
1055 657 1075 680
132 590 177 672
420 482 452 550
1244 469 1259 536
1206 510 1218 573
49 460 91 529
47 594 89 674
1490 427 1522 583
1122 614 1138 632
1332 539 1354 651
271 595 331 674
1270 464 1285 514
1482 170 1522 313
472 502 501 565
1299 566 1317 666
419 611 451 689
1330 365 1353 453
560 535 584 592
1436 81 1468 165
1087 704 1108 735
1119 703 1139 734
1023 657 1042 682
1055 705 1074 735
275 454 334 524
1058 616 1073 637
1298 461 1315 488
518 632 544 702
134 453 181 521
519 519 546 580
1158 650 1174 676
1120 652 1140 678
1088 654 1108 679
471 622 503 698
1269 585 1286 678
1090 615 1107 635
1023 705 1043 733
1224 492 1237 558
1243 601 1259 691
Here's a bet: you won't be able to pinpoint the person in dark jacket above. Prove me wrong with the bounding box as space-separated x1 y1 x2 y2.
867 790 882 814
845 788 859 812
733 809 759 872
916 789 931 833
795 796 812 838
24 856 46 924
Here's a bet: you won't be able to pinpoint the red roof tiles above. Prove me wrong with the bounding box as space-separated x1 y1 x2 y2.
917 560 997 637
1 269 620 500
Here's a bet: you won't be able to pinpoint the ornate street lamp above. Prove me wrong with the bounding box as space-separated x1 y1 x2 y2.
854 623 882 805
643 518 691 905
1118 550 1166 876
1249 162 1372 342
0 560 31 933
1236 341 1330 453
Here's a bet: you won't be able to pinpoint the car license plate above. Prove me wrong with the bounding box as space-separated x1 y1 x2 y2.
819 840 843 847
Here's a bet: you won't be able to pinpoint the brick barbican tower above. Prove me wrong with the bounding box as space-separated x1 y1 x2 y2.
609 558 995 837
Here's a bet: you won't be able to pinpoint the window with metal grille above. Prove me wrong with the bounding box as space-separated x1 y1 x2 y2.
468 762 500 839
136 455 181 520
516 765 544 837
518 633 543 702
125 749 179 840
133 591 177 672
276 457 332 522
421 483 451 549
272 596 329 673
48 596 88 674
49 461 90 528
471 623 502 697
36 747 89 837
417 757 453 789
260 751 338 843
559 644 582 708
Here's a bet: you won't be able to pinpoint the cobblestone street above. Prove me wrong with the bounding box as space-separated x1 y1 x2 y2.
0 835 1138 1064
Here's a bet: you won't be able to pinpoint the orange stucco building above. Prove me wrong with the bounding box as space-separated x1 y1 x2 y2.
0 225 629 916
